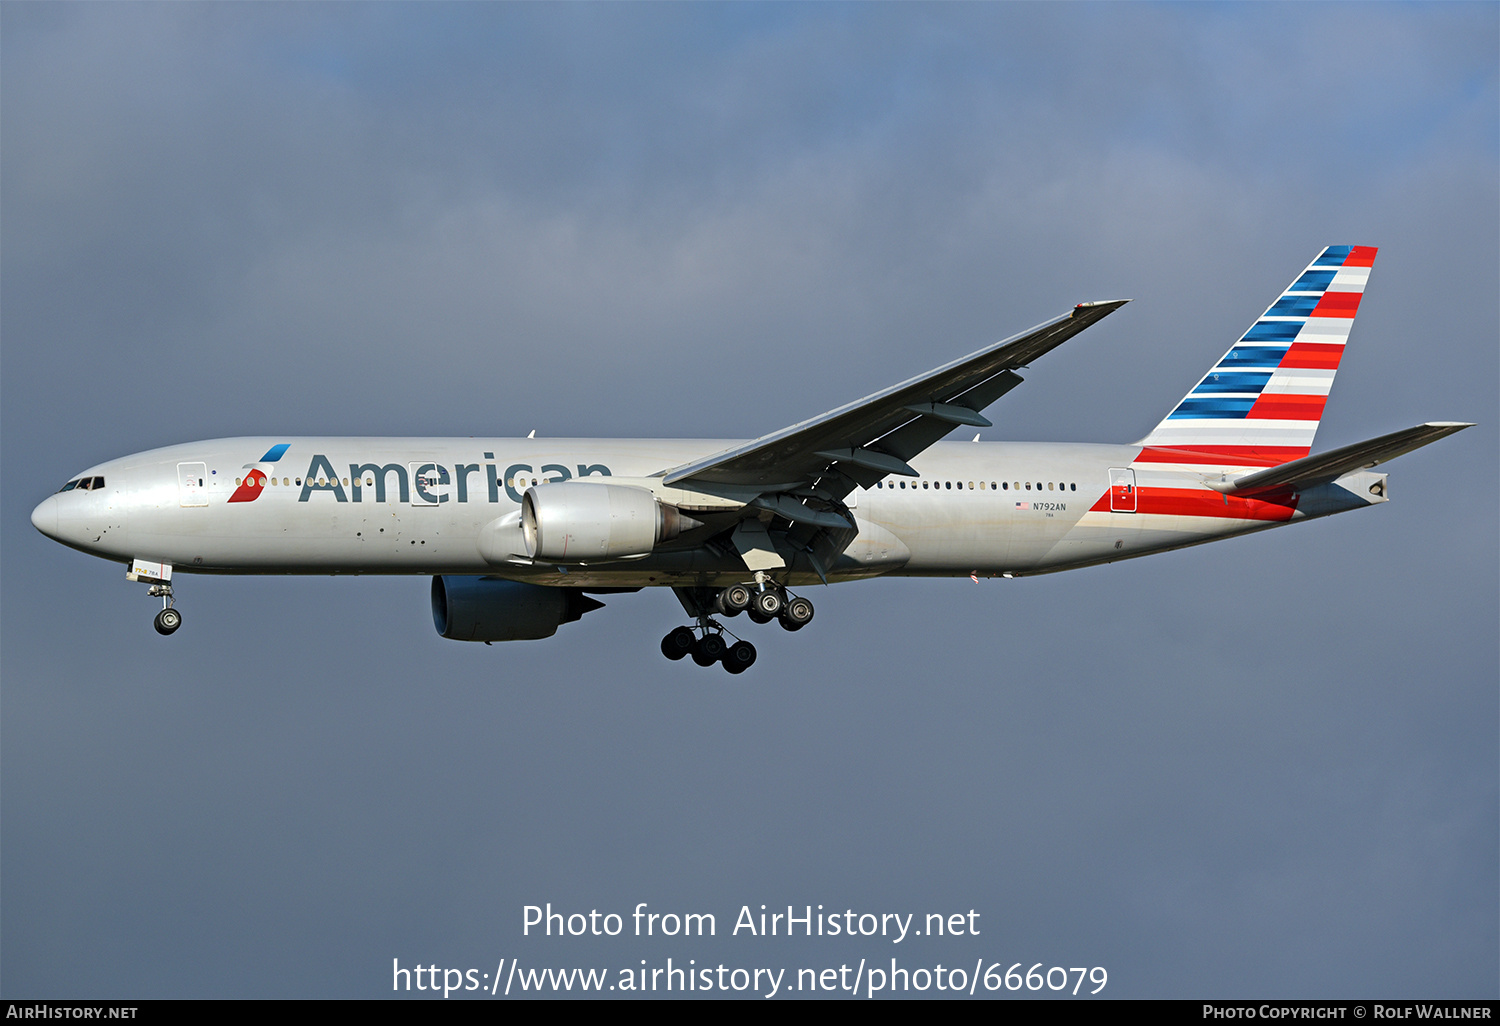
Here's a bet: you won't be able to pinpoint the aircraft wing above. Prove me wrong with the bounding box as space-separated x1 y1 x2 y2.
1224 422 1473 494
661 300 1128 496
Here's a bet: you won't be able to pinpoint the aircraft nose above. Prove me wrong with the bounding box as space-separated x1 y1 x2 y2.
31 495 59 540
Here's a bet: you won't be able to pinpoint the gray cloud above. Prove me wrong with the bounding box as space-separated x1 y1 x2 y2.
4 2 1495 998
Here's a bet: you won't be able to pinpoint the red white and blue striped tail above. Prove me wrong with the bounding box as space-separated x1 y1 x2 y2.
1135 245 1377 470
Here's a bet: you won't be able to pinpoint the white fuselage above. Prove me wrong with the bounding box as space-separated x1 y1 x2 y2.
31 436 1386 589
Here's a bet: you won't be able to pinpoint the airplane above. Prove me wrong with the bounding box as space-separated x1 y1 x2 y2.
30 246 1470 673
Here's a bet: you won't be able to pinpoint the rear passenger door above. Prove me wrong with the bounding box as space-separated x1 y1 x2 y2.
1108 468 1136 513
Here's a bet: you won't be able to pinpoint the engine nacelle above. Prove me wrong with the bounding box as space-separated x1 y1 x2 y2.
431 576 603 642
520 482 699 562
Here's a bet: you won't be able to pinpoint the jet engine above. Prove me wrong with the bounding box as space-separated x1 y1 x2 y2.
431 576 604 642
520 482 699 562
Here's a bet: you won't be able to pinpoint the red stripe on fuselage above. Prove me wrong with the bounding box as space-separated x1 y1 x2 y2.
1089 486 1297 521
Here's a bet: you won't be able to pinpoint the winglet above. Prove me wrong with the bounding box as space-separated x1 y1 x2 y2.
1075 300 1131 313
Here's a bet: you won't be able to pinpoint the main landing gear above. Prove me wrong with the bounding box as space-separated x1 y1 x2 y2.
660 624 757 674
659 583 814 673
149 584 181 636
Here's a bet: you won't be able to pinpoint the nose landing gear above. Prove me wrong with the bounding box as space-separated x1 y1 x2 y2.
128 561 181 636
149 584 181 636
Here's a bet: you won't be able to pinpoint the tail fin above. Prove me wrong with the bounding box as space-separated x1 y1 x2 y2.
1136 245 1377 468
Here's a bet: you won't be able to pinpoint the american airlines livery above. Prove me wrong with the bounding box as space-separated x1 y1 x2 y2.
31 246 1470 673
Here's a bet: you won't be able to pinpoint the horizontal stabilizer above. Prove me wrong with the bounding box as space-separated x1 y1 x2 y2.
1221 422 1472 494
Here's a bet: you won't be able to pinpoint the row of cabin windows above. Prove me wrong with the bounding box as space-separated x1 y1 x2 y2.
58 472 1076 498
235 476 400 487
226 476 1082 493
874 480 1077 492
236 476 363 486
234 476 583 489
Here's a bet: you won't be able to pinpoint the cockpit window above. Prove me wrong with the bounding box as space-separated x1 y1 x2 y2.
90 476 104 489
59 479 79 492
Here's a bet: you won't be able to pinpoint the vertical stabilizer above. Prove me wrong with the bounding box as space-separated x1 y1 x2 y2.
1135 246 1377 468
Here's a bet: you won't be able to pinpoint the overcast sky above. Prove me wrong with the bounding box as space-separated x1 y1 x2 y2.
3 2 1496 999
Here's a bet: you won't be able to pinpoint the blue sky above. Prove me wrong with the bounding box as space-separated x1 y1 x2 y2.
3 2 1495 998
